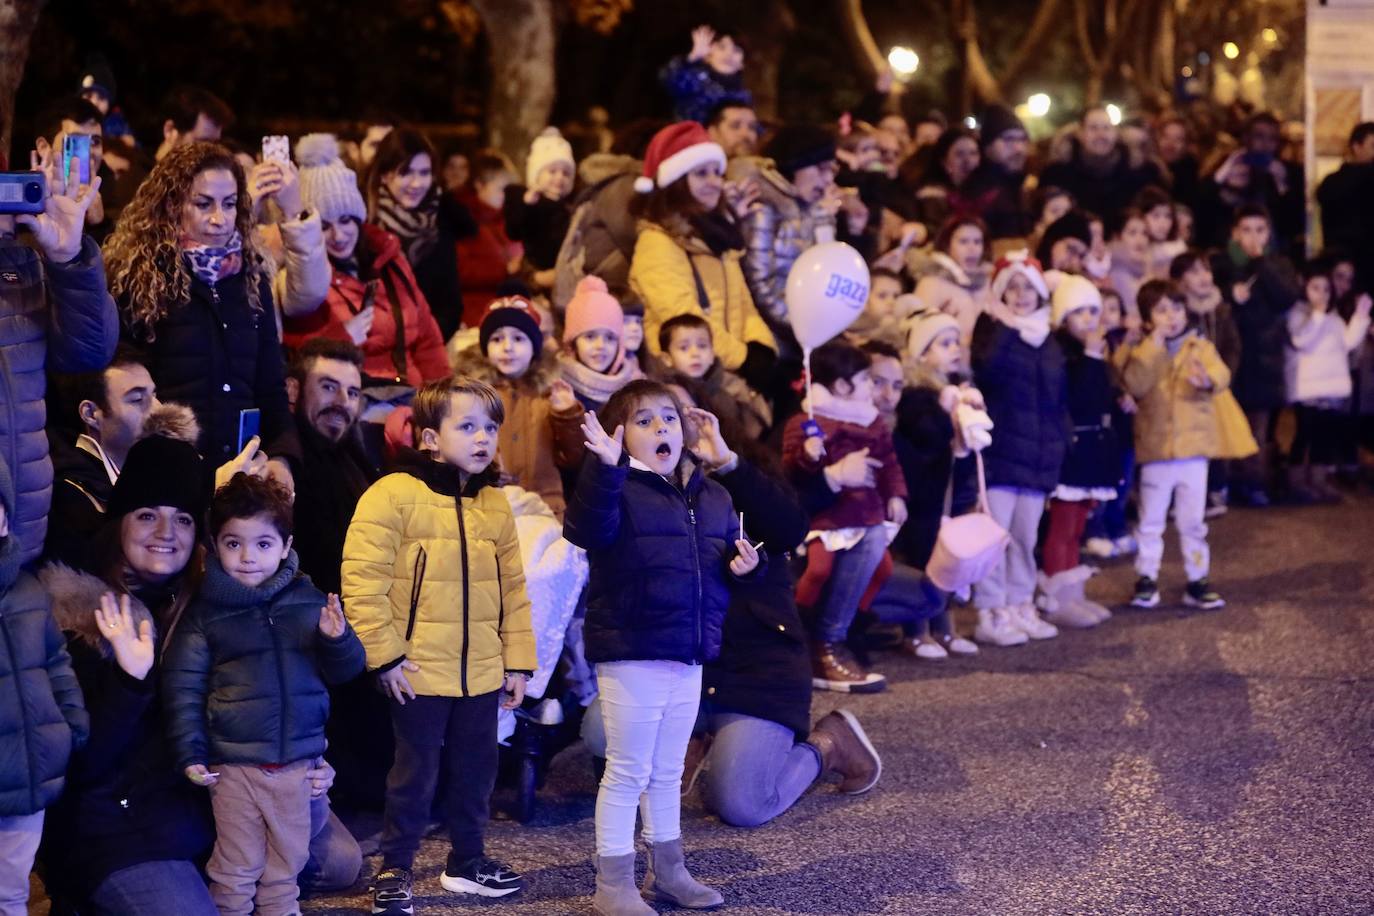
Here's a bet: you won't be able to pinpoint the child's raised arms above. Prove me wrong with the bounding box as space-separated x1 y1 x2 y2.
582 411 625 466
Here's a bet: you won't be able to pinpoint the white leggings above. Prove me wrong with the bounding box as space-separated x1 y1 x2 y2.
594 660 702 858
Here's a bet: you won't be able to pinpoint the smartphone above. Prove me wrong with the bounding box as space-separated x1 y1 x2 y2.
62 134 92 185
237 408 262 453
262 135 290 164
0 172 46 215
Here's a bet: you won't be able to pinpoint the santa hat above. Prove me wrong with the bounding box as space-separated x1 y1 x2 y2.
563 276 624 343
295 134 366 223
990 249 1050 302
479 296 545 355
635 122 726 194
906 309 961 359
526 127 574 188
1050 274 1103 329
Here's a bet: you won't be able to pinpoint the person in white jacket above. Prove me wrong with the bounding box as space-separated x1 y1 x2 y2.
1285 261 1372 500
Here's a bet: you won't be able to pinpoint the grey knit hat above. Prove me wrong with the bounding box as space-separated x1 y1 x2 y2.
295 133 366 223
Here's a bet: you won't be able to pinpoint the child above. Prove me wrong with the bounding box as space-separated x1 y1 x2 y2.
1285 261 1373 501
783 340 907 692
658 313 772 440
911 216 993 345
970 251 1070 646
0 455 88 915
619 291 646 374
558 276 641 411
1107 208 1150 316
564 379 760 915
451 295 585 519
164 475 366 916
659 25 752 124
505 128 575 290
1122 280 1250 609
343 377 537 912
847 266 907 349
1082 287 1142 560
455 150 522 329
1037 276 1120 629
1137 186 1185 280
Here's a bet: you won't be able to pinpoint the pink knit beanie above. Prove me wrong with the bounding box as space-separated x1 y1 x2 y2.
562 276 625 343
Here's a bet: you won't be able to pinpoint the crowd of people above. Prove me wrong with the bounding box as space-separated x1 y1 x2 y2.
2 24 1372 916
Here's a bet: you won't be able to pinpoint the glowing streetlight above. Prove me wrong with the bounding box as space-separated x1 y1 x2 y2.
963 116 978 130
1262 28 1278 44
1223 41 1240 60
887 46 919 78
1027 93 1051 117
1105 103 1122 126
1182 66 1194 77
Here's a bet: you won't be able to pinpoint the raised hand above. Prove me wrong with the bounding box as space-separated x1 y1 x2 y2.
19 139 101 264
1357 293 1373 319
184 764 219 788
318 594 346 638
379 660 421 705
215 435 269 490
548 378 578 413
689 25 715 61
729 539 760 576
95 592 154 681
581 411 624 466
723 178 761 221
686 407 734 470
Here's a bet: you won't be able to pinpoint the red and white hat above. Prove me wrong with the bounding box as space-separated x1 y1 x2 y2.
634 122 727 194
990 249 1049 302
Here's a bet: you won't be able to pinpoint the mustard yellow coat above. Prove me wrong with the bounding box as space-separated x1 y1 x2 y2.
341 464 537 698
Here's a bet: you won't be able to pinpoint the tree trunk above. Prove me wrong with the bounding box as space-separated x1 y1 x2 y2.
0 0 46 164
470 0 556 173
834 0 885 82
951 0 1003 111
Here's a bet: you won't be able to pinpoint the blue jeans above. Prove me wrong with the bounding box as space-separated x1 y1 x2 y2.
299 801 362 895
869 562 947 633
814 527 889 644
701 713 821 828
88 860 218 916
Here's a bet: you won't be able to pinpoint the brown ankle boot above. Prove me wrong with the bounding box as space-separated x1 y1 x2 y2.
810 641 886 693
806 710 882 794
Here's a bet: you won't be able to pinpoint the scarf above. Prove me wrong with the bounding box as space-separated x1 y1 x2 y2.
374 184 439 267
1084 248 1112 281
180 231 243 285
804 383 879 427
689 210 746 256
1185 286 1223 316
1000 305 1052 347
557 350 642 409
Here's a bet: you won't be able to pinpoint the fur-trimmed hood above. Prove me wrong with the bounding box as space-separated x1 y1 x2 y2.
38 562 157 657
578 152 640 188
138 401 200 445
450 341 563 395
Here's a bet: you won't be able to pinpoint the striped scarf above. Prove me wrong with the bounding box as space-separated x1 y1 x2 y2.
373 184 439 267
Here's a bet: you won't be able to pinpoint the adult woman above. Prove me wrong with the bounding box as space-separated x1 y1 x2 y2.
902 127 981 236
102 143 300 486
628 122 775 393
364 127 469 340
910 216 994 345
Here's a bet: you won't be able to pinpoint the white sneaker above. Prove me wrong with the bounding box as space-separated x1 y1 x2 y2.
942 634 979 655
1011 602 1058 640
974 607 1029 647
1082 537 1117 559
1111 535 1138 557
914 639 948 660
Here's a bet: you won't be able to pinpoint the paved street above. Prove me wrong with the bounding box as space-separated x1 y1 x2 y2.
305 497 1374 915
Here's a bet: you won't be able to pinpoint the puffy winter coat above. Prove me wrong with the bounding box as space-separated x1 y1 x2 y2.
782 409 906 530
1122 333 1232 463
659 56 752 124
163 551 364 770
1039 138 1163 232
1 236 118 566
123 267 299 468
282 224 450 387
1211 247 1301 411
454 187 518 330
0 454 88 817
1057 332 1123 490
892 386 956 569
1285 305 1369 403
552 154 642 314
342 453 537 698
971 313 1071 492
631 217 776 372
264 211 331 320
563 454 757 665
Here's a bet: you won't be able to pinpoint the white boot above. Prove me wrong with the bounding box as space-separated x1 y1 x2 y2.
1010 601 1058 639
975 607 1029 647
1038 570 1100 629
1065 565 1112 623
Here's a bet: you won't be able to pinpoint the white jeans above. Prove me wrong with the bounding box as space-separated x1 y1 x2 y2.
972 487 1046 610
0 811 42 916
594 659 702 858
1136 458 1209 582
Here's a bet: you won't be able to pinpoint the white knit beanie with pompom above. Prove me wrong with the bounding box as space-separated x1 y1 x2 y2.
295 133 366 223
526 127 575 188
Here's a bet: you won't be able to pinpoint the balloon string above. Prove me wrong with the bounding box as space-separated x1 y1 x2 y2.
803 348 814 421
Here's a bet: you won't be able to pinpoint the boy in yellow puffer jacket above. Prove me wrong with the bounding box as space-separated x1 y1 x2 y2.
342 377 536 912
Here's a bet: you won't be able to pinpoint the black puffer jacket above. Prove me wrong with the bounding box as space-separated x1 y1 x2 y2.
972 312 1070 492
123 269 300 467
1056 332 1123 490
0 455 88 816
564 454 759 665
892 387 956 569
703 459 811 740
1210 247 1301 411
163 550 365 769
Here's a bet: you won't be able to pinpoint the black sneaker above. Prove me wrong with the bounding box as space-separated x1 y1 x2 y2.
440 855 524 898
1130 576 1161 608
1183 579 1225 610
372 867 414 916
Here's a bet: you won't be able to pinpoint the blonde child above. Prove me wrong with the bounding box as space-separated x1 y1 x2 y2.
506 128 575 289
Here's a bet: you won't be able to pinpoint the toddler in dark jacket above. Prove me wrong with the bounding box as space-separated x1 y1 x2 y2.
163 474 365 916
564 379 760 915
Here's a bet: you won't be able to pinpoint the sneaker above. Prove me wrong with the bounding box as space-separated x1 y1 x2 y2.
938 633 979 656
1111 535 1138 557
1082 537 1118 559
440 855 524 898
1205 490 1229 519
811 641 886 693
1182 579 1226 610
372 867 414 916
1009 602 1058 639
1131 576 1160 608
898 636 947 660
974 607 1029 647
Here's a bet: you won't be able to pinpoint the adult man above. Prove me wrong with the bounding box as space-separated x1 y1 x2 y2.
155 85 233 160
1317 122 1374 286
1040 106 1163 231
707 100 760 159
39 97 116 239
964 104 1033 247
1154 114 1201 210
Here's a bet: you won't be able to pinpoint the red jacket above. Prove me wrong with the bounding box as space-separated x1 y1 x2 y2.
283 224 449 386
782 411 907 530
454 188 519 330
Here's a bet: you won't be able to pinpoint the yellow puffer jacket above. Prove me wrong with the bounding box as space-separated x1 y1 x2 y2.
341 456 537 698
629 217 776 371
1122 333 1237 464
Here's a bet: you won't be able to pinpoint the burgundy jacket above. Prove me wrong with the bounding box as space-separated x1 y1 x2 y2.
782 412 906 530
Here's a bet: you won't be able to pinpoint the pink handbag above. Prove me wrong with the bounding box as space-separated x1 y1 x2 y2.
926 451 1009 592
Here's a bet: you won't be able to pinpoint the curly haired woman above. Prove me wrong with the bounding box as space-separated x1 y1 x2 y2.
103 142 300 491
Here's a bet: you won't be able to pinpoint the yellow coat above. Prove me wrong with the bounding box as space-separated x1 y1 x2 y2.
629 218 776 371
1122 334 1254 464
341 464 537 698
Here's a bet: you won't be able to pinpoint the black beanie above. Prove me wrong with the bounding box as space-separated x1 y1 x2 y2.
979 105 1025 147
1036 209 1093 265
764 124 836 181
108 435 210 523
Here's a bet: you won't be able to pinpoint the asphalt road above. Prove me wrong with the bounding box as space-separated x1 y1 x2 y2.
303 497 1374 915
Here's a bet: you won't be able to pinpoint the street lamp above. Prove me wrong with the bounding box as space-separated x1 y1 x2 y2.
1027 93 1051 117
1105 103 1122 126
887 46 919 79
1223 41 1240 60
1262 28 1278 44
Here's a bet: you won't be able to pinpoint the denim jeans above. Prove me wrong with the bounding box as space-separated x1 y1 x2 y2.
299 802 362 895
812 526 889 644
868 562 947 630
88 860 219 916
701 712 821 828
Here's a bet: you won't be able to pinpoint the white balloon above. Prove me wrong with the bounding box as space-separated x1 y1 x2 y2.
785 241 871 351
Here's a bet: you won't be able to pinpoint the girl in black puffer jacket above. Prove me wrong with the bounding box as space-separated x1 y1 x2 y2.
564 379 760 915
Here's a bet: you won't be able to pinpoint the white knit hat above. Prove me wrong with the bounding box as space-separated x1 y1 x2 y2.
295 134 366 223
906 309 961 359
1050 274 1103 329
526 127 575 187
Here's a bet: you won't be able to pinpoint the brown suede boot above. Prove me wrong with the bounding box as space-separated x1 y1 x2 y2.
641 838 722 909
593 853 655 915
806 709 882 795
